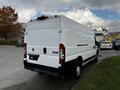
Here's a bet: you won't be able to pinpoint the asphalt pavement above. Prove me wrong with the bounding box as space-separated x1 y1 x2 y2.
99 49 120 61
0 46 119 90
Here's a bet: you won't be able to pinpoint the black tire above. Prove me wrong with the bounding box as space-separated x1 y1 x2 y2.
94 49 99 62
94 54 98 62
38 72 44 75
73 64 81 79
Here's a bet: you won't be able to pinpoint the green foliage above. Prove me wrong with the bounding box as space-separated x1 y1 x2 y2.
0 40 17 45
74 56 120 90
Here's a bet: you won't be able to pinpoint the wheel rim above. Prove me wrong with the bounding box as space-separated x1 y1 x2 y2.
76 66 81 76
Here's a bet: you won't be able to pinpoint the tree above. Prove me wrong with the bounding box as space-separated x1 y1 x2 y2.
0 6 21 40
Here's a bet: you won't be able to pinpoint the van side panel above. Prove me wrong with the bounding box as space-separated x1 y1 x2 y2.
61 16 97 62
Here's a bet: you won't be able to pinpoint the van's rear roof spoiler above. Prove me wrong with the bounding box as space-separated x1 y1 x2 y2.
36 16 48 20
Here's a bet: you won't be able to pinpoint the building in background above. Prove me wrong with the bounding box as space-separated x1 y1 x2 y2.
94 27 120 42
15 23 26 47
94 28 109 42
19 23 26 42
108 31 120 40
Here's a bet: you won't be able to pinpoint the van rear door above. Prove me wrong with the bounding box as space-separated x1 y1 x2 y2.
26 21 61 68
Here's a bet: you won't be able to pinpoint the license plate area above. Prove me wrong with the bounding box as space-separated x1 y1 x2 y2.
28 54 39 61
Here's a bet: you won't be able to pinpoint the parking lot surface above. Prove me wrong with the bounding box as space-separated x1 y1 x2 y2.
0 46 119 90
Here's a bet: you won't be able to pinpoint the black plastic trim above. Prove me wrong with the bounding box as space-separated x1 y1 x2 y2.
24 60 62 76
83 55 96 63
77 44 89 46
28 54 39 61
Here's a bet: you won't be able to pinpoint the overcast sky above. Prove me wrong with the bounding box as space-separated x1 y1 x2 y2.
0 0 120 32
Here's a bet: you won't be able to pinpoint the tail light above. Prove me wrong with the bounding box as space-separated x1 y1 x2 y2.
59 43 65 64
24 43 27 59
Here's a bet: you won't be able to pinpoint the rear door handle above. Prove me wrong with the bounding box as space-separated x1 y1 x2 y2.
43 47 47 54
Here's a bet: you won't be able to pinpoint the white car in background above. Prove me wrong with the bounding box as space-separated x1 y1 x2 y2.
100 41 113 49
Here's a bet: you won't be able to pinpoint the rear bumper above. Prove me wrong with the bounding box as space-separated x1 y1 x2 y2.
100 46 112 49
23 60 64 76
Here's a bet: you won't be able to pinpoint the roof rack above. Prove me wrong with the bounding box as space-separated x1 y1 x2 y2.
36 16 48 20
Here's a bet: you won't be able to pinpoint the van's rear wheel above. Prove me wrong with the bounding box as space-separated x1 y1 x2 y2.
38 72 44 75
73 64 81 79
76 65 81 76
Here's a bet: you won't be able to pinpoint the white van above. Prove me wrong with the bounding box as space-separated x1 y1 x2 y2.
24 15 99 78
